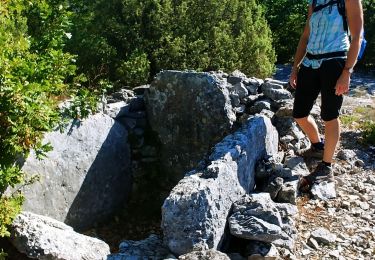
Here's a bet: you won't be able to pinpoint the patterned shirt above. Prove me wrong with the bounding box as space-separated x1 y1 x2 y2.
302 0 350 69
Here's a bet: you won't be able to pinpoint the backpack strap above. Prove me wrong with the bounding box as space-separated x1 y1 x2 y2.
312 0 348 33
337 0 348 33
313 0 339 13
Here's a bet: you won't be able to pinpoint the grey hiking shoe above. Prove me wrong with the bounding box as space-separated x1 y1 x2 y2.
296 145 324 159
298 162 334 192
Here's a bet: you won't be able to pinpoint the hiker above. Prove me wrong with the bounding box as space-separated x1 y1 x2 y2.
289 0 364 192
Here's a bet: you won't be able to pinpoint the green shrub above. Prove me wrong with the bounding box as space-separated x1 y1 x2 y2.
341 106 375 145
362 120 375 145
0 0 86 247
68 0 276 88
260 0 308 63
361 0 375 68
116 51 150 86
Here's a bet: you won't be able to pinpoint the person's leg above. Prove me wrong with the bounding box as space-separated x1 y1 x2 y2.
294 116 321 144
320 58 345 163
293 65 322 155
323 118 340 163
298 59 344 192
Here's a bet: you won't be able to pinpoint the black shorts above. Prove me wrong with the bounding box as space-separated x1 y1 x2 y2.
293 58 345 121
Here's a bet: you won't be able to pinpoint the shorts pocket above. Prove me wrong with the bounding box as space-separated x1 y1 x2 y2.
332 58 346 69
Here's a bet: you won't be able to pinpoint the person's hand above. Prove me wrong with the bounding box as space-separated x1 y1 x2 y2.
335 70 351 96
289 67 298 89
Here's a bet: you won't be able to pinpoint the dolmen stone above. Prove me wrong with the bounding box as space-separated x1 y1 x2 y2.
10 212 110 260
19 113 131 231
145 70 236 181
162 115 278 256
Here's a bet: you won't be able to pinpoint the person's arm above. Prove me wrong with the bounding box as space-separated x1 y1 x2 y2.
289 5 313 88
335 0 363 96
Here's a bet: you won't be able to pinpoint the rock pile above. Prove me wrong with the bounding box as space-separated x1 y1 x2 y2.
8 69 375 260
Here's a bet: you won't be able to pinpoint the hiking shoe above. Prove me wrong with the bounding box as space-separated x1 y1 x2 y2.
298 162 334 192
296 145 324 159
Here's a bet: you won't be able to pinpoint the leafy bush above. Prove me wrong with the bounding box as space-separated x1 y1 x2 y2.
68 0 276 88
261 0 308 63
0 0 85 245
361 0 375 68
362 120 375 145
341 106 375 145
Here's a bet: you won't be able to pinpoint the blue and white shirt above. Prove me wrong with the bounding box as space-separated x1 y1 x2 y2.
302 0 350 68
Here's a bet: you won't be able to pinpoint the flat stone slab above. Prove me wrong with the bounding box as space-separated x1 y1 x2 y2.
162 116 278 256
19 113 131 231
10 212 110 260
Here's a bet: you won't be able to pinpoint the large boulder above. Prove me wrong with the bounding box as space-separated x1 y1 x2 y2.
10 212 110 260
162 116 278 256
19 113 131 231
145 70 236 180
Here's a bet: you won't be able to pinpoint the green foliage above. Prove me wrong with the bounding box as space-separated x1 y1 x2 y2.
0 0 87 247
361 0 375 68
0 193 24 237
341 106 375 145
62 81 110 120
260 0 308 63
361 120 375 145
116 51 150 87
340 114 360 127
68 0 276 88
0 250 6 260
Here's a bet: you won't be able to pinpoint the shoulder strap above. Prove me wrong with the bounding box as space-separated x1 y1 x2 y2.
337 0 348 32
313 0 339 13
313 0 348 33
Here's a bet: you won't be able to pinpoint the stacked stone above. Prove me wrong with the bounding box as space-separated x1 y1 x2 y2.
11 69 375 259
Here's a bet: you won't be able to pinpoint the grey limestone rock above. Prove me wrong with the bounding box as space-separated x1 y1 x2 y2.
310 227 337 245
162 116 278 256
246 242 280 259
261 82 292 101
10 212 110 260
19 113 131 231
104 101 129 118
249 100 272 115
145 70 236 181
108 88 135 103
263 177 284 200
179 249 230 260
107 234 171 260
276 181 298 205
232 82 249 100
228 193 296 250
227 70 248 85
311 181 337 200
283 156 309 177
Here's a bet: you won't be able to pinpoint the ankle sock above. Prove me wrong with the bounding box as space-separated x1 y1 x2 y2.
322 161 331 167
312 141 324 150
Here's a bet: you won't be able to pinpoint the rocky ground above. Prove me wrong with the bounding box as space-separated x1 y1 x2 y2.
2 67 374 260
293 99 375 259
282 70 375 259
101 69 375 259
